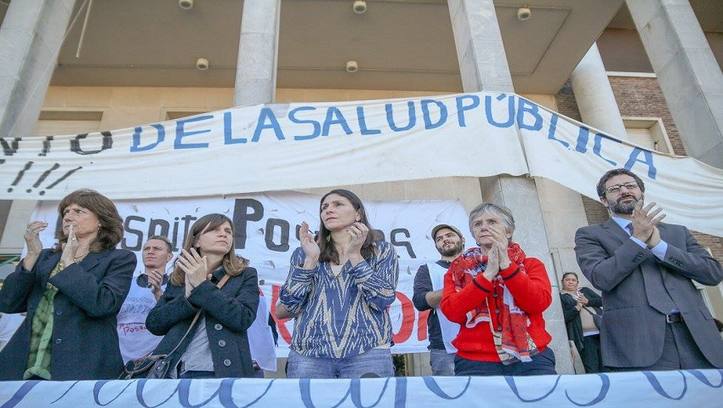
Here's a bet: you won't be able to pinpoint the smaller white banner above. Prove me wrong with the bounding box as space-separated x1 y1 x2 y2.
517 96 723 237
30 192 475 356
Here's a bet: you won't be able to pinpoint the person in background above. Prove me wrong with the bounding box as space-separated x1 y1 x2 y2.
145 214 260 379
440 203 555 376
413 223 464 376
0 189 136 380
116 235 174 363
559 272 603 373
277 189 399 378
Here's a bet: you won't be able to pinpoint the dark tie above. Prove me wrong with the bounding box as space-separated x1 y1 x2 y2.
627 223 676 313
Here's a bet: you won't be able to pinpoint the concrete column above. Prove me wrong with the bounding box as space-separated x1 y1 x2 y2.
448 0 513 92
233 0 281 106
567 43 629 291
0 0 75 139
571 43 628 138
0 201 36 254
627 0 723 168
0 0 75 254
448 0 573 373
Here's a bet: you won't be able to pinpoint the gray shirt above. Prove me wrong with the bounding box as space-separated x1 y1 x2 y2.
179 316 214 373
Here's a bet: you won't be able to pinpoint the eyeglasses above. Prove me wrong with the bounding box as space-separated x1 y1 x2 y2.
605 182 639 195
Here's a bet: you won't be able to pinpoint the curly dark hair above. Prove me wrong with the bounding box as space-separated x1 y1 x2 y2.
55 189 123 252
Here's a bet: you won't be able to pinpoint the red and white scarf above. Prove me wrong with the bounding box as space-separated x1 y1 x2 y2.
449 243 538 364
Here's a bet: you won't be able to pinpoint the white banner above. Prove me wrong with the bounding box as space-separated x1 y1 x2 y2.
517 96 723 237
1 370 721 407
31 192 475 355
4 92 722 237
1 92 527 200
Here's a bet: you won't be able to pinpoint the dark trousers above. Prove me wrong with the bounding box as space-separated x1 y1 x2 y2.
580 334 603 373
607 320 714 372
454 347 557 376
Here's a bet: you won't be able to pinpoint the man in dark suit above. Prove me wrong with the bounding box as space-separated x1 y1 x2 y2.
574 168 723 370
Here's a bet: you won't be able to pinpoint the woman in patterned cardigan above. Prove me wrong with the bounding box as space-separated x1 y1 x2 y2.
277 189 399 378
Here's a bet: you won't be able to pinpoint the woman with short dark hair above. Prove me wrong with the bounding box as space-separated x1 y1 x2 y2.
441 203 556 376
0 189 136 380
145 213 259 379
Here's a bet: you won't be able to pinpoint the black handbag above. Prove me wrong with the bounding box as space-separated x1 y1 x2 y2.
120 274 231 379
121 352 175 379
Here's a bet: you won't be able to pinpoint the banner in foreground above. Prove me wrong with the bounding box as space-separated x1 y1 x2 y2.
0 369 720 407
31 192 476 355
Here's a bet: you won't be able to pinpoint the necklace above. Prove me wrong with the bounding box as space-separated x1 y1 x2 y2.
73 250 89 263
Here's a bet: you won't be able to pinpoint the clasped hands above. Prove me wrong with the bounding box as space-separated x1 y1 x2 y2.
631 201 666 248
298 221 368 269
480 226 511 282
575 293 589 310
177 248 209 297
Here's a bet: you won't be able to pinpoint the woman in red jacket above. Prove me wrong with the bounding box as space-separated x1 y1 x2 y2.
440 203 555 376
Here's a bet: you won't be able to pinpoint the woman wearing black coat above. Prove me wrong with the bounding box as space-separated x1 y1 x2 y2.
560 272 603 373
0 189 136 380
145 213 259 379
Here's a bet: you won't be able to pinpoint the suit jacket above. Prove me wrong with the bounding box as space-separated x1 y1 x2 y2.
145 266 259 378
575 219 723 368
0 248 136 380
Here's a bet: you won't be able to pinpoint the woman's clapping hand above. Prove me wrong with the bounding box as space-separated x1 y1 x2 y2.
178 248 209 297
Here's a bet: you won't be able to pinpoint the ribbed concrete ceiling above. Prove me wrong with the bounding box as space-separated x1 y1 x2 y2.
0 0 640 94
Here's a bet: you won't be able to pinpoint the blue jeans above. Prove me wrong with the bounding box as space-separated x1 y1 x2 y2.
454 348 557 376
287 348 394 379
429 348 455 376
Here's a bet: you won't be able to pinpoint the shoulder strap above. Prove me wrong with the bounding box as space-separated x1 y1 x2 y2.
217 273 231 289
165 273 232 358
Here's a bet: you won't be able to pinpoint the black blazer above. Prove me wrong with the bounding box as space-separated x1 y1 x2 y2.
0 248 136 380
560 287 602 353
145 266 259 378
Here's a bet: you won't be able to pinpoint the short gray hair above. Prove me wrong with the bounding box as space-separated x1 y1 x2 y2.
468 203 515 237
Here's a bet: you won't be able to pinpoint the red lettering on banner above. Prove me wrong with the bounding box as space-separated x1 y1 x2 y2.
393 291 415 344
271 284 293 345
417 310 429 341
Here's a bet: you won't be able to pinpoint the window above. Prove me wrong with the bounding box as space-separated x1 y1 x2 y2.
622 117 672 154
33 111 103 136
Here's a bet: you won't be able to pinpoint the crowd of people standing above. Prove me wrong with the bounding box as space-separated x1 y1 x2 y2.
0 168 721 381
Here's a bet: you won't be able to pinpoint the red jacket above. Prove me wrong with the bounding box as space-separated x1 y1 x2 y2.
439 257 552 362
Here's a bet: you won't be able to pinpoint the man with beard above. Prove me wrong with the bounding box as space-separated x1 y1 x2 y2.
413 224 464 375
575 168 723 371
117 236 173 363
